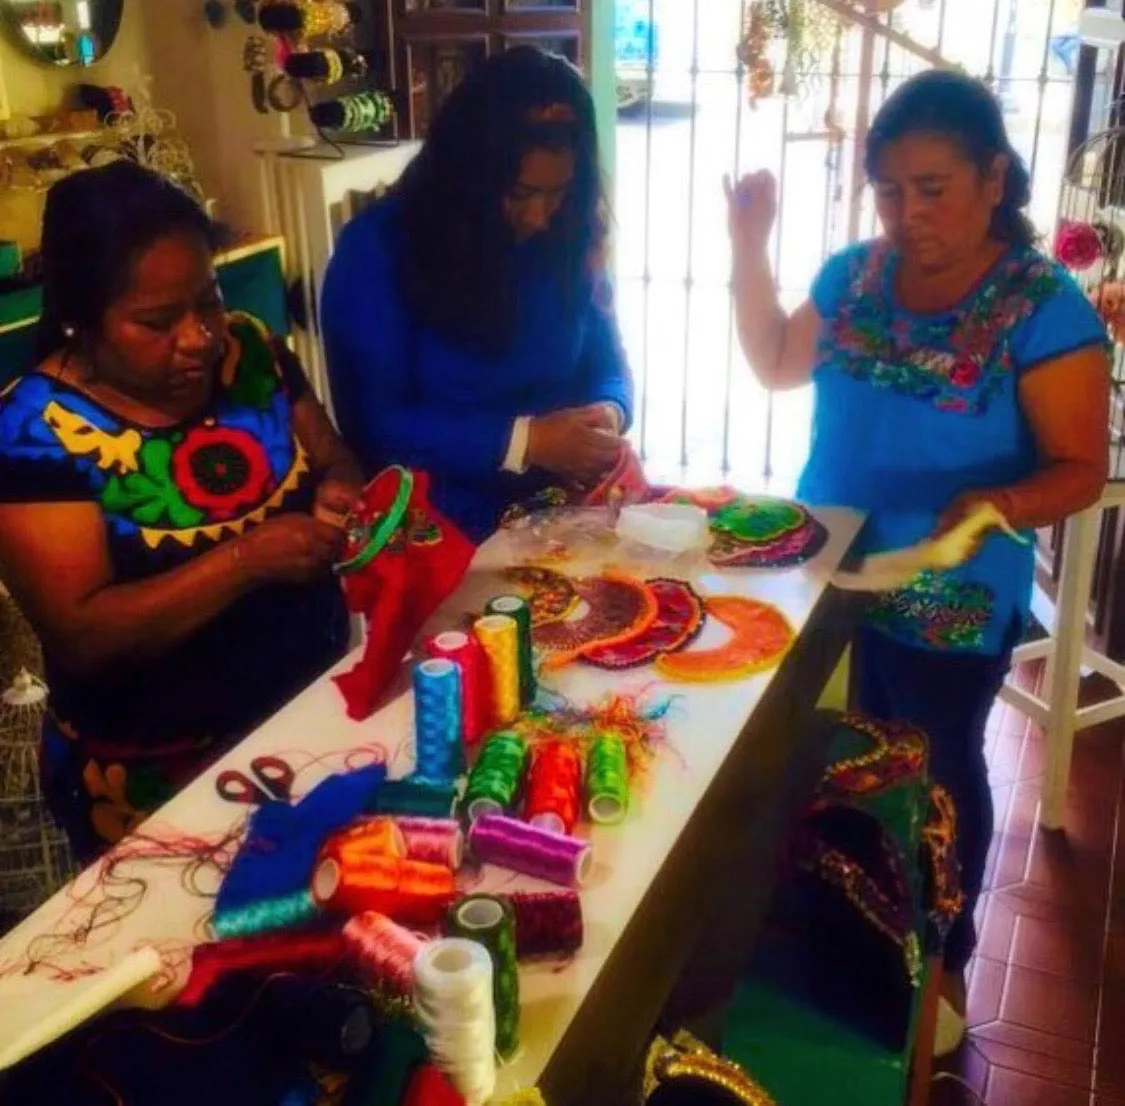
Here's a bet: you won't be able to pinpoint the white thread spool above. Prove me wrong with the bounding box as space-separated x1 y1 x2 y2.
413 938 497 1106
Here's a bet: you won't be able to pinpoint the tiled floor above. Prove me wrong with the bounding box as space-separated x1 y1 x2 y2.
933 665 1125 1106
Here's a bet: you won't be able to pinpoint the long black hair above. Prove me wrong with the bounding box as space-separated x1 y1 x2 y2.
36 160 218 360
394 46 607 357
864 69 1035 248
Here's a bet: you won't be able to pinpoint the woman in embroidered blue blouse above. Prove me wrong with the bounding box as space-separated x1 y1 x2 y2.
321 47 634 543
729 70 1109 1051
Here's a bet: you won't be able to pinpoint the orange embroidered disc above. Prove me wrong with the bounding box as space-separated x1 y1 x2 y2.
654 595 794 682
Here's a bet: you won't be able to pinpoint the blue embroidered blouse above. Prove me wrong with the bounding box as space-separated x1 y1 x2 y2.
320 195 634 543
798 240 1106 655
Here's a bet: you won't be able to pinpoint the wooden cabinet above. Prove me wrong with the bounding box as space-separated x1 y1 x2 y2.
365 0 589 138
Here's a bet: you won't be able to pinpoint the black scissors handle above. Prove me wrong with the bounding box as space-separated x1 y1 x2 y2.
215 755 294 805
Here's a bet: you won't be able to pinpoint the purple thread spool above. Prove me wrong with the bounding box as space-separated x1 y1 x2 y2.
467 814 592 888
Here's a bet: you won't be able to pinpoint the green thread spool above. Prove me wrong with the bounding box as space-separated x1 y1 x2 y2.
585 734 630 825
210 889 318 940
463 731 528 822
446 893 520 1059
373 775 459 818
486 595 536 708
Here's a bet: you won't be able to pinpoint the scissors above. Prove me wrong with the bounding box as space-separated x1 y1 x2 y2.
215 755 295 806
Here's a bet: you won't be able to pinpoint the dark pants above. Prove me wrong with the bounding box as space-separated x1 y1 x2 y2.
851 622 1019 974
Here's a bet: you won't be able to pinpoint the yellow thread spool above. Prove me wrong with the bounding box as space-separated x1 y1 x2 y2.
474 614 521 726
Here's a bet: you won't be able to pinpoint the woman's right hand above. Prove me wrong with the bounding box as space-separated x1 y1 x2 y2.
528 407 621 486
724 170 778 261
233 513 343 584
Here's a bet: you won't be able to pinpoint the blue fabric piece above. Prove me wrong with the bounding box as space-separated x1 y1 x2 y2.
799 240 1107 656
215 763 387 912
320 194 634 542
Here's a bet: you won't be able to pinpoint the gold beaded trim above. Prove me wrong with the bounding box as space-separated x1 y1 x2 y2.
643 1031 779 1105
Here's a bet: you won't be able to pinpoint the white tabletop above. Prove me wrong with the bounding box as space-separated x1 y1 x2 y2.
0 505 863 1096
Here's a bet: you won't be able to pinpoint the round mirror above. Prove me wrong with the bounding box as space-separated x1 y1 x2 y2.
2 0 123 67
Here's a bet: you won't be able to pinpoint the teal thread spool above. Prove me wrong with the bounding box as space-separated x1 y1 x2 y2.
210 888 318 940
373 776 460 818
585 734 630 825
412 657 463 781
463 731 528 821
485 595 536 708
445 893 521 1059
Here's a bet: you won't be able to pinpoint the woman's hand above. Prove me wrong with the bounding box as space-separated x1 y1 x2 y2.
528 406 622 486
314 475 363 529
724 170 778 262
234 514 344 584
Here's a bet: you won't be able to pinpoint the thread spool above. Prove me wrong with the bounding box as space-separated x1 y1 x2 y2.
463 731 528 822
485 595 536 708
396 816 464 869
468 814 592 888
523 739 582 835
505 891 584 959
209 888 318 940
312 853 455 926
374 776 460 818
309 90 393 133
473 614 521 726
259 0 360 37
585 734 630 825
413 939 496 1106
343 911 427 996
445 895 520 1058
284 47 359 82
425 630 493 744
413 658 463 782
321 816 407 867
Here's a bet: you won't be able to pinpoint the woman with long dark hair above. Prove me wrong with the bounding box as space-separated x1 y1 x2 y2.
321 46 633 542
728 69 1109 1053
0 161 361 862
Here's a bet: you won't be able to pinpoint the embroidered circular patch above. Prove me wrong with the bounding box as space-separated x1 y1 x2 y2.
709 513 829 569
582 577 705 670
502 566 580 626
534 573 659 662
710 496 806 544
655 595 793 682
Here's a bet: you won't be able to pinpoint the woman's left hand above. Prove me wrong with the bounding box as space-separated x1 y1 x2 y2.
314 476 363 529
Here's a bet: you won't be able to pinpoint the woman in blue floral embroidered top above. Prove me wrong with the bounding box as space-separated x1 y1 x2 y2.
0 163 363 862
728 70 1109 1051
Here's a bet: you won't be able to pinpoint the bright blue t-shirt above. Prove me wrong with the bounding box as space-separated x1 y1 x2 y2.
798 240 1106 656
320 194 634 542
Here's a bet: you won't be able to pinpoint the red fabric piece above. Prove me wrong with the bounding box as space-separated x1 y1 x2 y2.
401 1063 466 1106
582 441 651 507
334 470 476 720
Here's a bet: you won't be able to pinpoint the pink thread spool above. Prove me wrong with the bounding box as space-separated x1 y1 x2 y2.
343 911 426 995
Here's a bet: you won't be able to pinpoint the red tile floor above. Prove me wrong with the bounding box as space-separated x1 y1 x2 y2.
932 664 1125 1106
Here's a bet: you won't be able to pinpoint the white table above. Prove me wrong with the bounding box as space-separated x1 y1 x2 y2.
0 507 863 1103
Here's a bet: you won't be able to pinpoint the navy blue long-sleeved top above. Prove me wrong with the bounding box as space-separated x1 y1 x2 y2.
320 195 634 542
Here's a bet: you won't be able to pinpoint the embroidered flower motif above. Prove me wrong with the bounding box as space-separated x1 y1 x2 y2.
949 359 980 388
1054 219 1103 271
172 424 273 519
869 569 993 651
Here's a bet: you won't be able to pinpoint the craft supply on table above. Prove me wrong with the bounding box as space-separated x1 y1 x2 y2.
445 894 521 1058
582 577 705 670
505 890 584 959
523 739 582 834
215 755 294 805
373 775 459 818
502 565 580 625
616 502 710 555
584 733 631 825
832 501 1028 592
425 630 492 743
474 613 522 725
655 595 794 682
413 938 497 1106
412 657 464 781
485 594 537 707
463 730 529 821
343 911 427 996
312 853 455 925
468 813 592 888
396 815 464 868
320 815 407 865
210 888 319 940
400 1063 465 1106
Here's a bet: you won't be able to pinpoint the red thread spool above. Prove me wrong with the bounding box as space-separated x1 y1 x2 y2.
506 890 584 959
343 911 426 995
425 630 492 744
321 816 406 867
175 930 347 1008
523 739 582 835
401 1063 464 1106
312 853 455 926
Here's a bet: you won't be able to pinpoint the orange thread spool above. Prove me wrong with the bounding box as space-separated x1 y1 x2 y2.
321 816 406 866
312 853 455 926
523 740 582 835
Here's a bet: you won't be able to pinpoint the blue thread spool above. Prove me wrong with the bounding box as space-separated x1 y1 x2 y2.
210 888 318 940
413 657 463 782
